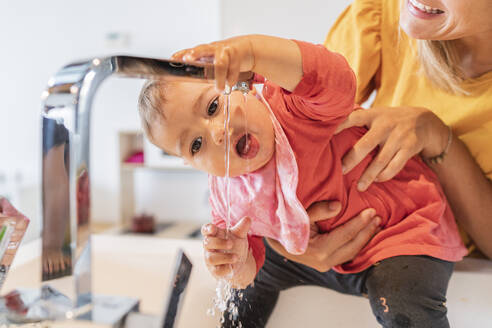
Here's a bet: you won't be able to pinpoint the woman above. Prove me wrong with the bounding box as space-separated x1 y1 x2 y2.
325 0 492 260
222 0 492 327
273 0 492 263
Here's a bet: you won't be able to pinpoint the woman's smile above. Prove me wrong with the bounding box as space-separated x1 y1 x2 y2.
408 0 444 19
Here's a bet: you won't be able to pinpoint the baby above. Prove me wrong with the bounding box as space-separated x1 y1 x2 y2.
138 35 467 326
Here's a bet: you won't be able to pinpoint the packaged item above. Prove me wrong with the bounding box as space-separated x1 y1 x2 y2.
0 198 30 290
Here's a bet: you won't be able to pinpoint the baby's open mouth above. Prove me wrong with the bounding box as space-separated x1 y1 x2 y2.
235 133 259 159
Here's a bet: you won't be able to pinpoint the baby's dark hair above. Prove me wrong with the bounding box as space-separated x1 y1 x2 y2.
137 80 168 140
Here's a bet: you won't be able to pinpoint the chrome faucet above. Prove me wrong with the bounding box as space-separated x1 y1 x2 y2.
33 56 252 324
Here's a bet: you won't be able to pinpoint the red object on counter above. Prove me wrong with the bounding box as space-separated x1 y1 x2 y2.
4 290 28 315
131 213 155 233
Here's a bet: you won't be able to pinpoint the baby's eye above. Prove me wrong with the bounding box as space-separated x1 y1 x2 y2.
207 98 219 116
190 136 202 155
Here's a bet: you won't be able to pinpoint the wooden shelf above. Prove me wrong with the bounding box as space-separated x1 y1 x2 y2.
121 162 144 169
121 163 196 172
117 130 199 228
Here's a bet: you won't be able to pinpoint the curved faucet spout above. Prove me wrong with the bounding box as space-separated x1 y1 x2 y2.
40 55 251 313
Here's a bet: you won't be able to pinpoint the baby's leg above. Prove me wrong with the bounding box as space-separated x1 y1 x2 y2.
221 239 363 328
364 255 454 328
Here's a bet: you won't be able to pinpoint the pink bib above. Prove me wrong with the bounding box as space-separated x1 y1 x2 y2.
209 93 310 255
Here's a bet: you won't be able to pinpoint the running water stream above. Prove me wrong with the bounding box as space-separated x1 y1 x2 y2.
208 87 251 328
224 91 232 232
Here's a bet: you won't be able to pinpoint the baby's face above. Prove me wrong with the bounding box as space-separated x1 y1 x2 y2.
150 82 275 177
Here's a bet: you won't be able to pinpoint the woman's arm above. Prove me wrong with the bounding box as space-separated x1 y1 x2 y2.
336 105 492 259
430 134 492 258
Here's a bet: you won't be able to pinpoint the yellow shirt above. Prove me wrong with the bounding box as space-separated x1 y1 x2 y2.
325 0 492 253
325 0 492 181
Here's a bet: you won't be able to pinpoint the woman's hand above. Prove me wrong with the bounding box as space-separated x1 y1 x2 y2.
334 106 450 191
266 201 381 272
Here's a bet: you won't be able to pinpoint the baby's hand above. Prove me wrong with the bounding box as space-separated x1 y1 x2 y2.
201 217 251 280
171 36 255 92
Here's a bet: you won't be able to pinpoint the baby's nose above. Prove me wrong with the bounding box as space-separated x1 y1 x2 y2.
211 124 233 146
211 125 225 145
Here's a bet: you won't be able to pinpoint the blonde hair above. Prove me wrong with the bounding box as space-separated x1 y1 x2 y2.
137 80 167 139
416 39 468 95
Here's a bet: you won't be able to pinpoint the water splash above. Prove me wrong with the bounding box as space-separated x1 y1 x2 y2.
208 280 245 327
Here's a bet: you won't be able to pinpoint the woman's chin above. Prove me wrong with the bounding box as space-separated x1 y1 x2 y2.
400 12 442 40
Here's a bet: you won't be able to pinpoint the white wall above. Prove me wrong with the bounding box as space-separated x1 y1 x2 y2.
1 0 352 239
220 0 352 42
0 0 220 239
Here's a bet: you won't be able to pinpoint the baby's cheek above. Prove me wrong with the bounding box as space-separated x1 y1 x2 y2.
196 157 226 177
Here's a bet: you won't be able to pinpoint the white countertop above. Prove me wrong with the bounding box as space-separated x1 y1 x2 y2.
4 234 492 327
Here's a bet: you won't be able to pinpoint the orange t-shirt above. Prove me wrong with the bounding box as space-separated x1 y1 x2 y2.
249 40 467 273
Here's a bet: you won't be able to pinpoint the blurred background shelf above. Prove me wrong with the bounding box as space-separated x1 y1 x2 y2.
118 130 208 231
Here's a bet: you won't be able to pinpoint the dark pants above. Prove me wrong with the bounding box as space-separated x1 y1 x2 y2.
222 240 454 328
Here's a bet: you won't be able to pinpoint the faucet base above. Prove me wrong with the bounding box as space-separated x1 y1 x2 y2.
0 286 139 327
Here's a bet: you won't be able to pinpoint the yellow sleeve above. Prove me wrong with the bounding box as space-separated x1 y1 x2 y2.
460 121 492 181
324 0 382 105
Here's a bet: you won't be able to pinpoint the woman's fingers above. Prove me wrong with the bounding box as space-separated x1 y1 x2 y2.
341 127 388 174
338 106 439 182
356 131 401 191
330 216 381 264
375 149 413 182
358 127 423 188
326 208 377 247
307 201 341 223
271 207 377 256
266 208 380 271
334 108 373 134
